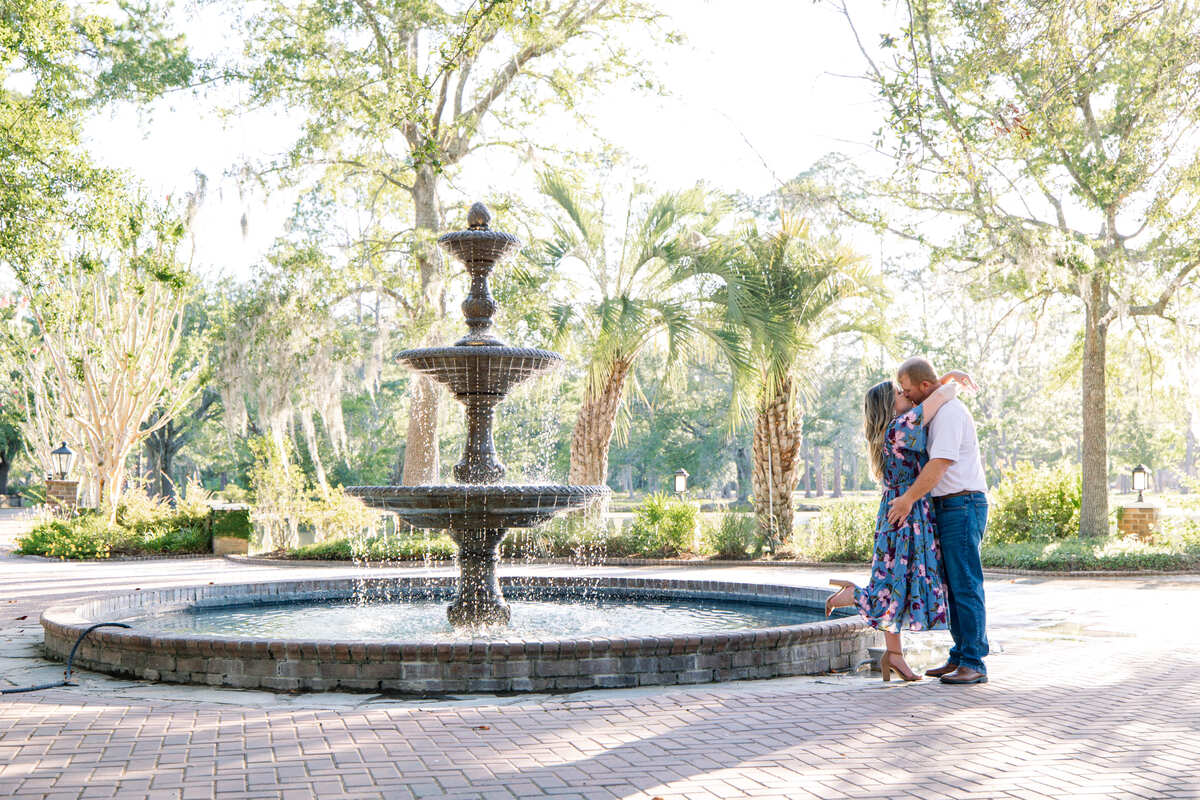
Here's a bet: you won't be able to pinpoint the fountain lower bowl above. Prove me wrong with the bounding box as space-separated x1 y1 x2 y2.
345 484 609 529
41 576 880 693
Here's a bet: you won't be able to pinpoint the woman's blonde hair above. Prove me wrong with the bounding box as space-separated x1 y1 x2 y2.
863 380 895 483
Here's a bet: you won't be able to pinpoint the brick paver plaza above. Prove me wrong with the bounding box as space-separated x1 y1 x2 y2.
1 552 1198 799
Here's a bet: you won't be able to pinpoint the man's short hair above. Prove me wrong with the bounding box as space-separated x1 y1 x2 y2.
898 356 938 386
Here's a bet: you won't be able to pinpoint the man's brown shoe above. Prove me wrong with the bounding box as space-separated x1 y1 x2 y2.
939 666 988 684
924 662 958 678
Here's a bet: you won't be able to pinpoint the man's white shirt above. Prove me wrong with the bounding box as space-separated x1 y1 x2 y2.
927 397 988 496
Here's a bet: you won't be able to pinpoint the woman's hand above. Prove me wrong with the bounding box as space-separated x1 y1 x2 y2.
940 369 979 393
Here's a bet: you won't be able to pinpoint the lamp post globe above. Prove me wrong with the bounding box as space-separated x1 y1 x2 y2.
673 468 689 496
1132 464 1149 503
50 442 75 481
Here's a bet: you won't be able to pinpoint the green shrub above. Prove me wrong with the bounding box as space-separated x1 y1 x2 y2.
988 463 1081 543
1160 516 1200 554
140 520 211 555
797 499 876 562
501 514 612 560
625 493 698 557
211 508 253 541
981 537 1199 571
17 487 216 559
306 487 378 542
702 512 761 560
17 514 120 559
291 532 456 561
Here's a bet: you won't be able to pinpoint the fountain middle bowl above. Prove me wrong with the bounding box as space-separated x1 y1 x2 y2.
398 345 563 398
345 484 609 529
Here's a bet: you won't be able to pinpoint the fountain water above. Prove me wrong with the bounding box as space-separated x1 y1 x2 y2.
345 202 609 627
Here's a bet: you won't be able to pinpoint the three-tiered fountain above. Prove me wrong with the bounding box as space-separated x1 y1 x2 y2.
41 203 880 694
346 202 608 627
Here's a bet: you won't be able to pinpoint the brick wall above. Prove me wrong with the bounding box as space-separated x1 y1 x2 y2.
1118 503 1159 541
45 479 79 509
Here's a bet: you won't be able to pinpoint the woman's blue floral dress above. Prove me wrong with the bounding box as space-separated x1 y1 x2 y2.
853 402 949 633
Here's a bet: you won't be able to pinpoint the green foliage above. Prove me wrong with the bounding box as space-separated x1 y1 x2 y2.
1161 516 1200 552
501 514 613 560
845 0 1200 536
17 485 214 559
291 532 456 562
306 486 377 542
981 537 1199 572
247 436 309 549
211 508 252 541
702 512 761 560
17 514 120 559
624 492 698 557
796 499 876 562
988 464 1082 543
687 216 877 411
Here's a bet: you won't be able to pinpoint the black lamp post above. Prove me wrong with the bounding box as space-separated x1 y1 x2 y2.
673 468 689 496
50 442 75 481
1132 464 1149 503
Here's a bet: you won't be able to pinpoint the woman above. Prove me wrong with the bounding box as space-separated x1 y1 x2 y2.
824 371 975 681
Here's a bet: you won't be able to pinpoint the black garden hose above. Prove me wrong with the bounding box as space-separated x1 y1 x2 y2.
1 622 131 694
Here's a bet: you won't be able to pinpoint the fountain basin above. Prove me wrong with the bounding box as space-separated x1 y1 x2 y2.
41 576 879 693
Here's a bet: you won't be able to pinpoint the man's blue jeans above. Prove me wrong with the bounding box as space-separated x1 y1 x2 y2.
932 492 989 673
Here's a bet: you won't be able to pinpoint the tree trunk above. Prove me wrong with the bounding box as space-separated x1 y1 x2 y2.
1185 415 1197 490
814 448 824 497
402 375 442 484
145 421 180 498
847 450 858 492
0 459 10 496
1080 274 1110 538
568 360 633 486
751 377 802 546
402 164 445 485
802 438 812 498
734 444 751 502
832 446 843 497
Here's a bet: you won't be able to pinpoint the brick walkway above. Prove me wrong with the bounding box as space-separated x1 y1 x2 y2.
1 555 1198 799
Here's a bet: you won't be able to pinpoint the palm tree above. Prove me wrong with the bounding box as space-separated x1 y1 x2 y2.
537 171 731 487
688 217 875 544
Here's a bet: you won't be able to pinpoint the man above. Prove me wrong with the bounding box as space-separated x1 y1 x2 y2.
886 356 990 685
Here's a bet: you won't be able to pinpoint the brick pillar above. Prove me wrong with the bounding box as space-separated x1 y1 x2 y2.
1117 503 1160 541
45 479 79 510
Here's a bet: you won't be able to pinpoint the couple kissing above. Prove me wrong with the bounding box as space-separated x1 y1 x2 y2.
825 357 990 685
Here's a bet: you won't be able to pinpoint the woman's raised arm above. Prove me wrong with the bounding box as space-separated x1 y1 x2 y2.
919 381 960 421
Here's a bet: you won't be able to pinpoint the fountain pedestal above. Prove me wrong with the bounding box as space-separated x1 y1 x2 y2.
446 528 510 626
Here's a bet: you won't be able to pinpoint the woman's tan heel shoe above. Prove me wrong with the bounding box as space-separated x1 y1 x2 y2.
880 650 921 683
825 580 855 616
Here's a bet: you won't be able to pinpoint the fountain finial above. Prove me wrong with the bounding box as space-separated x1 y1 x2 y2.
467 202 491 230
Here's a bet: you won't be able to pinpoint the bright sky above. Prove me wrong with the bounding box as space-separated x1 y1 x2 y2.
78 0 898 283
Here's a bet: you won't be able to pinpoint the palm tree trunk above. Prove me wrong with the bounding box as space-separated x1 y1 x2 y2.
751 377 802 545
568 360 633 486
402 164 444 485
402 375 441 485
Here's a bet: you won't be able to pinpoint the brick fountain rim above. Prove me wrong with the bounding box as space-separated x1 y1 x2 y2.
40 575 880 693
